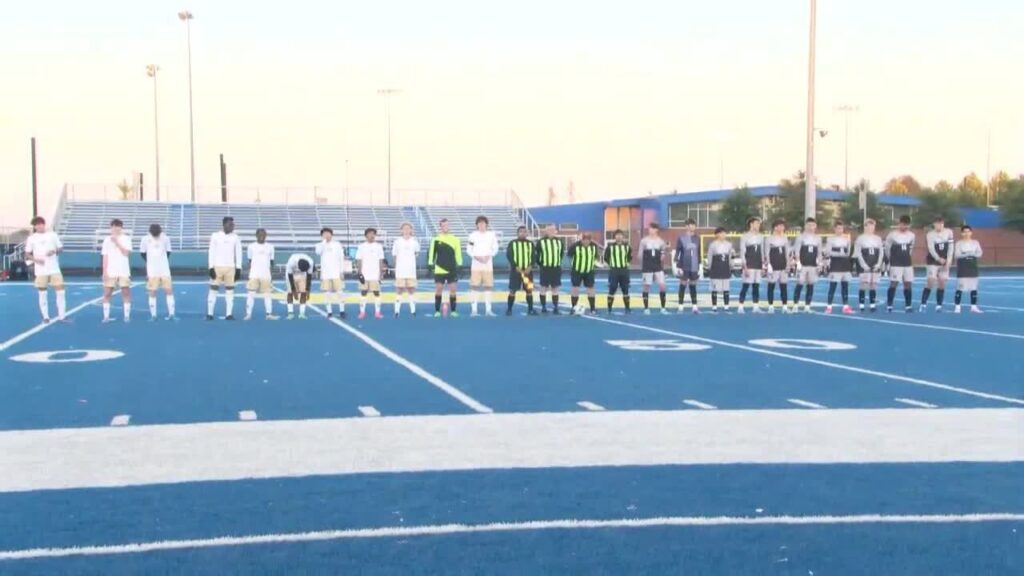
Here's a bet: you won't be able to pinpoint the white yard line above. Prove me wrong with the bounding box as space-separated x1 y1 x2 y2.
579 314 1024 406
238 410 258 421
894 398 938 409
787 398 827 409
109 415 131 427
3 512 1023 560
683 399 717 410
0 296 103 352
812 311 1024 340
576 401 605 412
357 406 381 417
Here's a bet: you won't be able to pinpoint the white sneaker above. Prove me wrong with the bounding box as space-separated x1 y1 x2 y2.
243 314 252 321
660 308 669 315
970 305 983 314
752 306 762 314
470 311 479 318
485 310 497 317
737 306 745 314
691 306 700 314
643 309 651 315
677 304 685 313
954 305 962 313
825 305 833 314
767 305 776 314
919 304 927 313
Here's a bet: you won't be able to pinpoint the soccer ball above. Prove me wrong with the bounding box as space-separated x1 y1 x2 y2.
573 303 588 315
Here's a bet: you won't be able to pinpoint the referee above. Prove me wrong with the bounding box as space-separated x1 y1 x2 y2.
506 226 538 316
535 224 565 314
604 229 633 314
569 233 599 314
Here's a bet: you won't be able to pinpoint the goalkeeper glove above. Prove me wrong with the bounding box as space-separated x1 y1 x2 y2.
208 268 216 280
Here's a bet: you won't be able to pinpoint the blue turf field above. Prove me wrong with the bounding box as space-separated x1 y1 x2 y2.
1 273 1022 574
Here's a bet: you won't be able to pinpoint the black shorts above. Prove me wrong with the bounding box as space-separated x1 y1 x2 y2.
571 271 596 288
539 267 562 288
608 269 630 293
433 271 458 285
509 270 534 292
677 270 699 282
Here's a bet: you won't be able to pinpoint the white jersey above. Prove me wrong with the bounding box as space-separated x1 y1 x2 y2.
102 235 132 278
356 242 386 281
247 242 275 280
467 230 499 271
208 231 243 268
315 240 345 280
391 236 420 280
285 253 314 275
25 231 63 275
139 234 172 278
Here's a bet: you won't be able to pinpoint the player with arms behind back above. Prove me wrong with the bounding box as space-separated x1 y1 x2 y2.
428 218 463 317
792 217 822 313
706 227 735 313
391 222 420 317
764 219 792 313
568 232 599 315
207 216 243 320
604 229 632 314
954 225 983 314
823 220 854 315
315 227 346 319
885 215 916 313
467 215 499 317
244 228 278 321
854 218 884 312
672 219 701 313
639 223 668 315
139 223 175 320
356 227 386 320
738 216 765 313
101 218 133 323
922 216 954 312
25 216 66 324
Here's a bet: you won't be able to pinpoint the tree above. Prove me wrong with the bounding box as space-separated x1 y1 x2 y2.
934 180 955 195
1000 178 1024 232
839 179 891 230
914 190 962 227
989 170 1011 203
767 171 828 229
883 175 923 196
954 172 987 207
718 186 759 231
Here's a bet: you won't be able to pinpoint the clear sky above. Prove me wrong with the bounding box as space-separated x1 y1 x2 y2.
2 0 1022 228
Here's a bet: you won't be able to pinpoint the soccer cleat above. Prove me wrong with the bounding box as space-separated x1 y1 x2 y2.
870 305 877 313
470 311 479 318
339 311 347 319
123 317 130 323
736 306 745 314
752 306 762 314
859 304 865 312
660 308 669 315
225 315 235 321
692 306 700 314
553 308 561 315
358 311 367 320
842 305 854 315
935 305 943 313
919 304 927 313
954 305 962 313
825 305 833 314
374 311 384 319
677 304 685 313
767 305 776 314
165 315 176 321
148 316 157 322
541 308 549 315
643 309 651 316
450 311 460 318
327 313 333 319
527 309 539 316
434 311 443 318
970 305 983 314
102 317 115 323
485 310 497 317
905 306 913 314
243 315 252 321
266 314 280 320
298 313 307 320
206 314 214 321
887 306 894 313
42 317 50 324
506 309 514 316
394 312 401 319
286 313 294 320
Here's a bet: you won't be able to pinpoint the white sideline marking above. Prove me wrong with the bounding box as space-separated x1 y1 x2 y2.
0 297 102 352
683 399 717 410
812 311 1024 340
238 411 257 421
275 288 492 414
787 399 826 409
2 512 1023 560
358 406 381 417
579 314 1024 406
0 409 1020 493
895 398 938 409
109 415 131 427
970 304 1024 312
577 401 605 412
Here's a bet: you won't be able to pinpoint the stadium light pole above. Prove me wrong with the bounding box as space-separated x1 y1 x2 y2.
146 64 162 201
377 88 401 205
179 10 196 203
804 0 817 219
835 105 859 192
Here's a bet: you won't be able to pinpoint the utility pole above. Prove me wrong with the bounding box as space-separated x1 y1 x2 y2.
804 0 818 219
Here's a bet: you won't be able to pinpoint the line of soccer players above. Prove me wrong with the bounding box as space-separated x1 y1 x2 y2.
22 211 985 323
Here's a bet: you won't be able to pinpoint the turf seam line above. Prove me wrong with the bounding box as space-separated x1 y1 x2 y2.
2 513 1022 560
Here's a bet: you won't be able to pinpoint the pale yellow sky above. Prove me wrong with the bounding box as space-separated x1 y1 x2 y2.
2 0 1021 229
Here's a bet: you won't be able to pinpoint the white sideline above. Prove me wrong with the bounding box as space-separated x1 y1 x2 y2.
787 399 827 409
2 512 1023 560
683 399 717 410
0 409 1020 493
812 311 1024 340
358 406 381 417
577 401 605 411
895 398 938 409
0 296 102 352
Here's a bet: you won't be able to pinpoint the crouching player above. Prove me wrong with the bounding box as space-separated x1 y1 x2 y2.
824 220 854 314
285 253 314 319
706 227 734 313
568 233 599 315
954 225 983 314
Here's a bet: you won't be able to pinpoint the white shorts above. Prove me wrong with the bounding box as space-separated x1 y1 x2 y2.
642 271 666 285
828 271 853 282
859 271 882 286
742 269 763 283
889 266 914 283
710 278 731 292
797 268 818 284
767 270 788 284
926 265 950 281
957 277 979 291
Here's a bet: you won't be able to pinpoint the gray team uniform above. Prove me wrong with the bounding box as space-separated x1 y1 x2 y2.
740 232 765 283
854 233 884 285
792 233 822 284
706 239 735 292
765 235 792 284
954 239 983 291
639 236 667 285
885 230 916 282
925 228 955 280
825 235 853 282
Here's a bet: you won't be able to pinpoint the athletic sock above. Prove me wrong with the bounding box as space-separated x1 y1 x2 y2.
484 291 493 313
936 289 945 306
955 290 963 305
794 284 803 303
539 294 547 310
805 285 814 306
299 303 306 315
262 295 271 315
150 296 158 317
225 291 234 317
507 293 516 313
449 294 457 313
921 287 931 305
768 283 776 305
678 286 685 303
103 302 111 320
246 293 255 317
123 302 131 320
552 294 560 309
56 290 66 318
970 290 978 305
723 291 730 306
689 284 698 305
739 284 749 304
840 281 849 304
712 292 718 306
751 284 760 304
167 295 176 316
780 283 789 305
435 294 442 312
607 292 615 313
903 288 912 307
374 293 382 314
38 291 49 320
642 292 649 310
887 285 897 306
571 295 579 308
659 291 666 308
859 289 866 305
526 293 534 311
287 303 294 314
471 290 479 314
359 293 367 313
207 291 217 315
588 295 596 311
869 289 877 304
408 293 416 314
827 282 837 305
623 292 631 311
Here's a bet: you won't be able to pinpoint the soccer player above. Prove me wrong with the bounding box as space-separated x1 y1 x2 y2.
139 223 175 320
391 222 421 317
885 215 916 313
604 229 633 314
506 225 537 316
356 227 386 320
824 220 854 314
922 216 954 312
854 218 884 313
207 216 243 320
568 232 599 315
535 224 565 314
953 224 983 314
738 216 765 314
244 228 278 321
467 215 499 317
315 227 346 319
24 216 66 324
706 227 734 313
285 252 314 319
101 218 132 323
792 217 822 312
765 219 792 314
672 218 700 313
428 218 463 317
639 223 669 315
